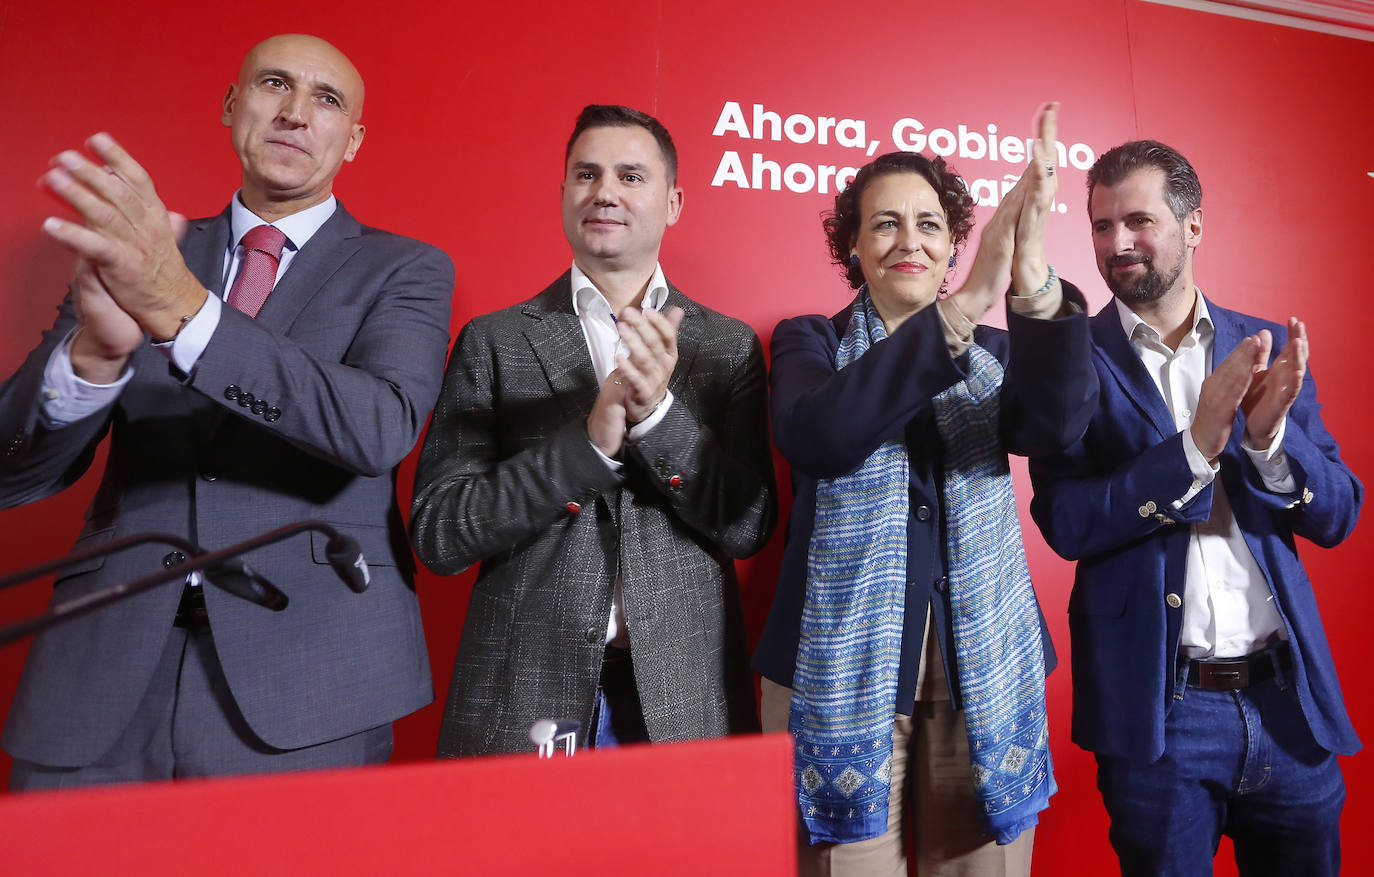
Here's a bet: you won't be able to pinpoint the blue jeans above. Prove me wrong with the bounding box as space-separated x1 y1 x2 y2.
589 647 649 749
1095 661 1343 876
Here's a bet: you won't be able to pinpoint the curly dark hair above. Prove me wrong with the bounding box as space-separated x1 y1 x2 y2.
823 152 976 290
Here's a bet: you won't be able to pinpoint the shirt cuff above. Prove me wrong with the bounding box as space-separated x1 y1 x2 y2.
1008 277 1067 320
589 440 624 472
153 294 221 374
1242 418 1296 493
1173 427 1219 509
40 330 133 427
628 390 674 441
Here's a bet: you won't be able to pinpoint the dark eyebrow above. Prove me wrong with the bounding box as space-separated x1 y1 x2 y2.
615 162 650 175
257 67 349 110
867 208 944 222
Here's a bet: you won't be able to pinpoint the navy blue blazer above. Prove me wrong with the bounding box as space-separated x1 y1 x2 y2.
1029 297 1362 761
753 285 1097 713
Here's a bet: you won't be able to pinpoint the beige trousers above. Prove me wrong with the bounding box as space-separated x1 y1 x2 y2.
762 677 1034 877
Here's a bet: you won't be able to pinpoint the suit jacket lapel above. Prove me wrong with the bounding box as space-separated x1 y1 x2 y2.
1206 296 1250 452
665 283 700 395
523 273 601 420
254 201 363 333
181 208 234 445
1092 303 1178 440
182 209 232 297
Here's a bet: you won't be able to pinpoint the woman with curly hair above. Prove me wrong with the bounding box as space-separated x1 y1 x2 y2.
754 104 1096 876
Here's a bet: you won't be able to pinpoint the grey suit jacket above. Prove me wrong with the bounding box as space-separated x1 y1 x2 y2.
410 273 776 756
0 201 453 766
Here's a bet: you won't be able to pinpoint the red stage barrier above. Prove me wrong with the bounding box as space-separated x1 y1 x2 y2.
0 733 797 876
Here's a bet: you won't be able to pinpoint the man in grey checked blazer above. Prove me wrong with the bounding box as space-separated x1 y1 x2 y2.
411 105 776 754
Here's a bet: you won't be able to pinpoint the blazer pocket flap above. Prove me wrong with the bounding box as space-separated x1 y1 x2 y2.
1069 578 1128 618
310 524 399 569
53 527 117 584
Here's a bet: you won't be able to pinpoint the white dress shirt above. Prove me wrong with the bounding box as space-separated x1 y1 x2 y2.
40 193 338 425
1116 293 1293 657
569 260 673 648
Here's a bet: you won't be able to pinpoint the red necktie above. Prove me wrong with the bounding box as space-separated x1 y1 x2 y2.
226 225 288 318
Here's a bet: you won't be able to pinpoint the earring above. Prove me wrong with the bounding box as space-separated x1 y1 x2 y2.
948 255 956 269
849 253 860 268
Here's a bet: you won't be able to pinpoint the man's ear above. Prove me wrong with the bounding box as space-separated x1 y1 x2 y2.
343 124 366 163
665 184 684 227
221 84 238 127
1186 207 1203 249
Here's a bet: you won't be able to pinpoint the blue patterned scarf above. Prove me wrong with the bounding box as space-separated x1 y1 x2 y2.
789 290 1054 845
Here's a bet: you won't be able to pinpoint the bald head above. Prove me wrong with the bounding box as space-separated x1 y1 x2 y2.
223 34 367 220
237 34 365 120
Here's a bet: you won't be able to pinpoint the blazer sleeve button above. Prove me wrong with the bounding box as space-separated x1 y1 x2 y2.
565 501 582 514
224 385 241 401
264 407 282 423
237 391 255 408
251 400 268 415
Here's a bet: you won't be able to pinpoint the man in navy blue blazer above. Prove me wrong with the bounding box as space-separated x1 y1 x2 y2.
1029 140 1361 875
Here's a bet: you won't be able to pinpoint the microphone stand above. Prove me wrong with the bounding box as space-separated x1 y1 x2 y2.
0 520 368 649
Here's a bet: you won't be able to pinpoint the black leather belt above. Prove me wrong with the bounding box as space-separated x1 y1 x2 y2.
1184 642 1291 690
172 585 210 630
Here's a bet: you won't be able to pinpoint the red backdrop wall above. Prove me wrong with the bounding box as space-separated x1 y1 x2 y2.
1 1 1371 873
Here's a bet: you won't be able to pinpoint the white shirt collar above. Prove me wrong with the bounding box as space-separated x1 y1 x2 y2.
230 192 338 253
1115 288 1214 345
569 261 670 318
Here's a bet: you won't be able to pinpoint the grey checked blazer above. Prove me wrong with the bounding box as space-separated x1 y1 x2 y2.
0 202 452 766
411 273 776 756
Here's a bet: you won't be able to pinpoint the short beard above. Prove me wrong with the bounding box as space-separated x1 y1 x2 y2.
1105 249 1185 305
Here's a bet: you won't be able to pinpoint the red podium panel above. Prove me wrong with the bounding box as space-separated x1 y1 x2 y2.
0 733 797 876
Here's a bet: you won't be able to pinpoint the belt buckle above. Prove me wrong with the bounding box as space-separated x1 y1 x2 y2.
1198 660 1249 690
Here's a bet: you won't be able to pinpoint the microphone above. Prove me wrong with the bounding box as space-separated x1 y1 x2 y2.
204 559 289 611
0 520 373 649
323 532 370 593
529 718 582 746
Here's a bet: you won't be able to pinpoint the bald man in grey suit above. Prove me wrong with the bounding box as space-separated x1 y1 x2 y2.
0 34 451 787
411 105 775 755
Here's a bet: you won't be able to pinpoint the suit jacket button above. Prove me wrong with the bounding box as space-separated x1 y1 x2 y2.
915 505 932 522
1165 592 1182 609
264 407 282 423
566 501 581 514
251 400 268 415
584 626 601 644
1302 488 1315 504
1138 505 1150 518
224 385 241 401
668 474 683 487
163 551 187 568
933 575 948 594
237 391 255 408
201 470 218 482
